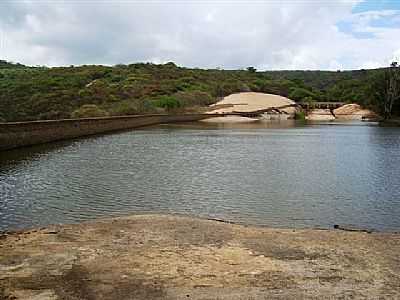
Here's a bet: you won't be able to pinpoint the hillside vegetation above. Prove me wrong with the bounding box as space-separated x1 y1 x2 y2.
0 59 396 122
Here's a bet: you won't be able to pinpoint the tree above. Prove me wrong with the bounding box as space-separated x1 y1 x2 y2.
288 87 317 102
383 62 400 119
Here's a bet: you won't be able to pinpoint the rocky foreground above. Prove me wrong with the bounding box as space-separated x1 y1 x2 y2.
1 214 399 300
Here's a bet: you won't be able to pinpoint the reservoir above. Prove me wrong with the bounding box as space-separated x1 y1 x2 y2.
1 121 400 232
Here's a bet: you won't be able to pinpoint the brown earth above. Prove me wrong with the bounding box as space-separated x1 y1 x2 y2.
1 214 399 299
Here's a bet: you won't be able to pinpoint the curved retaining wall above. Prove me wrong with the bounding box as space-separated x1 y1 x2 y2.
0 114 217 151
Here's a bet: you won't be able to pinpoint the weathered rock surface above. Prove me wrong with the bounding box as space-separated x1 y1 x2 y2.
306 109 335 121
207 92 298 118
334 104 377 120
1 214 399 299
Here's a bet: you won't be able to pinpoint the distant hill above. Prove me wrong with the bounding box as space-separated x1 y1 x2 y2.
0 60 392 122
265 69 371 90
0 60 26 69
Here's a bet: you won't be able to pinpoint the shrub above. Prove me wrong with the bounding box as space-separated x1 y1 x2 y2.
38 110 67 120
295 111 306 120
303 96 315 104
173 91 215 107
289 87 317 101
111 101 141 116
152 96 181 110
71 104 109 118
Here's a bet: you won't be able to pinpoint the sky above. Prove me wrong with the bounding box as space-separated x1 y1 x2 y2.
0 0 399 70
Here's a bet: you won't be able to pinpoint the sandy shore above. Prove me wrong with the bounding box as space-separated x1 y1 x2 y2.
1 214 399 299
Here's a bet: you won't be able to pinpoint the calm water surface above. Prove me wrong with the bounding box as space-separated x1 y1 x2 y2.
1 121 400 231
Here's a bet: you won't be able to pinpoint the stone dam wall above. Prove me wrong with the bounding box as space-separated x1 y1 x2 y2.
0 114 216 151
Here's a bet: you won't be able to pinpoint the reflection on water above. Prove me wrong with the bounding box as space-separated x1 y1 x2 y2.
1 121 400 231
169 119 306 129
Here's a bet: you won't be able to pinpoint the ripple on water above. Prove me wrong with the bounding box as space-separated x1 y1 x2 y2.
1 123 400 231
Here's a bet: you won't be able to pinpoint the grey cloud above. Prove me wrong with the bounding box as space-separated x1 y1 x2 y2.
0 0 399 69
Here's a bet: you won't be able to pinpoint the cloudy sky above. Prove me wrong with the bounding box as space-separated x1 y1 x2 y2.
0 0 399 70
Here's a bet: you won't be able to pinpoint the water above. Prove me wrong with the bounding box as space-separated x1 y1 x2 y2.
1 121 400 232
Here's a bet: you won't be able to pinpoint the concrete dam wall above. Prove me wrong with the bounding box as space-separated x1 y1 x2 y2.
0 114 216 151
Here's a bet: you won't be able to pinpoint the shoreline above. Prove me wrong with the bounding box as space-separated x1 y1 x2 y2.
2 210 395 235
1 213 399 299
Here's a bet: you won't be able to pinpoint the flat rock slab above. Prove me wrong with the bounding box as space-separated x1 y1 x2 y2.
1 214 399 299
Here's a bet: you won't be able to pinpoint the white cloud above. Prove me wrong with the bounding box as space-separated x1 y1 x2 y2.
0 0 398 70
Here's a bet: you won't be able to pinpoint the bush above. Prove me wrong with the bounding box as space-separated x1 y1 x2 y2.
38 110 67 120
173 91 215 107
295 111 306 120
288 87 317 101
302 96 315 104
152 96 181 110
71 104 109 118
111 101 141 116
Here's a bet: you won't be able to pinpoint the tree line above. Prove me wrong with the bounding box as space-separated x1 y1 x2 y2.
0 60 398 122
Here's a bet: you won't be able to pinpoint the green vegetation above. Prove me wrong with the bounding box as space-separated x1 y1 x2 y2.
71 104 109 118
294 111 306 120
0 60 398 122
0 60 26 69
152 96 181 110
288 87 317 102
371 62 400 120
